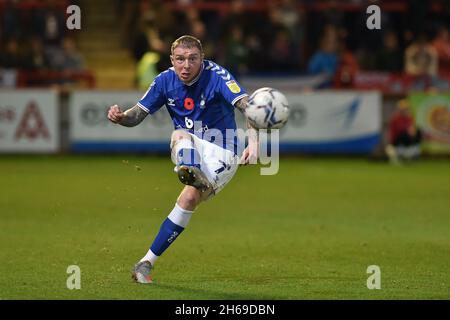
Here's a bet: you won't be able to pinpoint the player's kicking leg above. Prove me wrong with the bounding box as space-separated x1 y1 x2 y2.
132 186 202 284
170 129 212 193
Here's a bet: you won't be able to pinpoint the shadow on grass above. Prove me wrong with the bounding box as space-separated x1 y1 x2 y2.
151 283 283 300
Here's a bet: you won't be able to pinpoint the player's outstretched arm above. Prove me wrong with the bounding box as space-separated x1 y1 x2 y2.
107 104 148 127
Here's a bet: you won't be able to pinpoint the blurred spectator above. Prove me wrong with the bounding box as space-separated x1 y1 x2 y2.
431 25 450 74
190 19 215 60
131 3 173 71
120 0 140 48
218 0 271 73
33 0 66 46
1 1 21 40
152 0 177 36
245 33 266 73
374 31 404 72
132 21 152 63
405 34 438 76
142 0 176 39
24 37 50 70
60 37 84 71
271 0 301 38
185 6 200 25
0 38 26 69
132 19 165 61
132 3 176 90
223 25 248 77
136 51 160 91
385 99 422 164
134 21 170 69
307 26 339 86
134 26 167 90
219 0 251 40
268 0 303 67
47 37 84 71
268 29 296 72
335 42 359 88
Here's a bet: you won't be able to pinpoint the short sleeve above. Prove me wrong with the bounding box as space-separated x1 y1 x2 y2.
215 68 248 106
137 76 165 114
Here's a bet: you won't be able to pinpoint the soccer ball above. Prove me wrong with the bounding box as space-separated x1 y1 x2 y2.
245 87 290 129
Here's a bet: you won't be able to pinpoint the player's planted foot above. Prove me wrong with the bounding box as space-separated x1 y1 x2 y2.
132 260 153 284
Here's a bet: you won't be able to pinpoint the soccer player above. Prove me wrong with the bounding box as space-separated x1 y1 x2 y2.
107 35 258 283
385 99 422 164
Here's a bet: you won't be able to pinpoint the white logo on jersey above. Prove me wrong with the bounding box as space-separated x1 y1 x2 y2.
200 94 206 109
167 98 175 107
206 61 231 80
185 117 194 129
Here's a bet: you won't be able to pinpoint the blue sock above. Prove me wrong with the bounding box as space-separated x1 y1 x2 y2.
148 204 194 259
150 218 185 256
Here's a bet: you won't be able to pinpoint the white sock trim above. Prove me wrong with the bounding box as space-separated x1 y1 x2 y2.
140 249 159 265
175 202 194 214
168 203 194 228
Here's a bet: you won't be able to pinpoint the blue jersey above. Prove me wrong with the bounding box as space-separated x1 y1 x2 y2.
137 60 248 152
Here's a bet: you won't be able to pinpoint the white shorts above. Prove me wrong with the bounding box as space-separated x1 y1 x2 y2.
175 132 240 199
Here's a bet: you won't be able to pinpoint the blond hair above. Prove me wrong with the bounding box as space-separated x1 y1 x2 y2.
171 35 203 55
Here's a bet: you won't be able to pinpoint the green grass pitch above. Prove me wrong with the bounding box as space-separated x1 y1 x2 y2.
0 155 449 299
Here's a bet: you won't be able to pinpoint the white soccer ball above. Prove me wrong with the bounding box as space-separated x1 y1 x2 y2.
245 87 290 129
